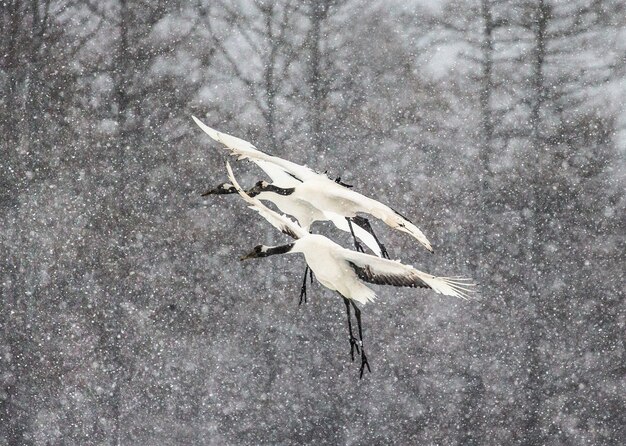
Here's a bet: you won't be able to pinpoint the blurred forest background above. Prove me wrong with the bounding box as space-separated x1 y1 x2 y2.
1 0 625 444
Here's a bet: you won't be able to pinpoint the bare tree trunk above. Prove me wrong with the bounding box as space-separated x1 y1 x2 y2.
307 1 331 153
0 1 23 210
529 0 548 152
522 2 550 444
479 0 494 174
0 252 33 446
25 0 50 138
103 2 134 441
2 0 22 147
262 4 278 149
475 0 496 284
114 0 132 165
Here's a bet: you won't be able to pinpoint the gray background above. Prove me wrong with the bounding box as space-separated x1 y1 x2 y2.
1 0 624 444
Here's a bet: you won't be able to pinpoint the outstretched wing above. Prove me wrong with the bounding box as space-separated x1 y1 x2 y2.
339 249 475 299
225 161 308 240
194 116 432 252
312 181 434 252
254 160 302 188
193 116 325 184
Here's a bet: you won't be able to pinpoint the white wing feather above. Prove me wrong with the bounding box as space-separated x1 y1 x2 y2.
194 116 431 252
254 160 302 188
339 249 475 299
300 179 434 252
225 161 308 240
193 116 325 183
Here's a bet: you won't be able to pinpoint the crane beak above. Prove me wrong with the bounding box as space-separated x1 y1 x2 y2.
240 245 264 261
240 251 256 261
201 188 218 196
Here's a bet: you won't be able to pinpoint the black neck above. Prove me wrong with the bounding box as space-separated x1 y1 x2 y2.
201 183 237 196
260 243 295 257
249 184 295 197
268 185 295 196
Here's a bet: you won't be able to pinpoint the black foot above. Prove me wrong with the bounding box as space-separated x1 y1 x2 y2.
359 348 372 379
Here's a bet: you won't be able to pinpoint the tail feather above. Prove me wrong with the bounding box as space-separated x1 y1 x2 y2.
348 283 377 305
419 275 475 300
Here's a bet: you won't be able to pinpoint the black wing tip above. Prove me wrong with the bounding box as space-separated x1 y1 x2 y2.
348 261 428 288
390 206 414 224
283 227 299 239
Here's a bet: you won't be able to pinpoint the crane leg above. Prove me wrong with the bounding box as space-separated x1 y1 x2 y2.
298 264 316 305
299 265 309 305
351 216 390 259
346 218 365 253
351 300 372 378
342 297 360 361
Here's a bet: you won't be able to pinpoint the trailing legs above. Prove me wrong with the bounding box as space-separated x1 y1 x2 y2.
342 297 360 361
351 215 390 259
299 233 315 305
299 265 315 305
341 297 372 378
346 217 365 253
351 300 371 379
